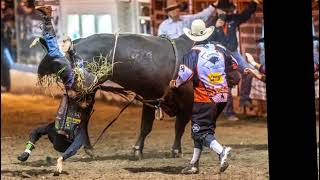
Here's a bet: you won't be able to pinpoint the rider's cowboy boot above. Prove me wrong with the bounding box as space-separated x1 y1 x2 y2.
35 6 55 36
17 141 35 162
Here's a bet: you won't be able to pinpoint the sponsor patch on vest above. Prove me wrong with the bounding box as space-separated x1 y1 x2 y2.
66 116 81 124
64 116 81 130
192 124 201 133
208 72 223 84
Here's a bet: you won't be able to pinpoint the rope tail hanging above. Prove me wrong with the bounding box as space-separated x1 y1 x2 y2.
92 94 135 147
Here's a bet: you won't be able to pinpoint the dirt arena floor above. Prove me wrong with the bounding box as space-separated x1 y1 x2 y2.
1 93 271 179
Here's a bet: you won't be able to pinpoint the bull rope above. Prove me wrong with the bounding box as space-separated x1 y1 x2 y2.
92 93 136 147
110 30 120 76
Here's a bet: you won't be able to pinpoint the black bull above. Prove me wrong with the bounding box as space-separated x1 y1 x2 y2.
38 33 195 158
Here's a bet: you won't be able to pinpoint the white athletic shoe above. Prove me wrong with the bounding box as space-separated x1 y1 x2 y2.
181 160 199 174
219 146 232 172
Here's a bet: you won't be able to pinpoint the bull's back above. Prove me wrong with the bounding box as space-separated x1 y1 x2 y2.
111 34 177 98
73 33 187 98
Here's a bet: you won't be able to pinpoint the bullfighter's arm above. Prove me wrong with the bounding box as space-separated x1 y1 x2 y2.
174 50 199 88
215 44 240 87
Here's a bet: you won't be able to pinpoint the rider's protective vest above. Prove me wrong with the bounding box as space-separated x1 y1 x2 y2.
176 43 232 103
55 94 93 140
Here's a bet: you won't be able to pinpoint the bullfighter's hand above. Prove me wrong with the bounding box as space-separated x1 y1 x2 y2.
56 156 63 173
169 80 176 89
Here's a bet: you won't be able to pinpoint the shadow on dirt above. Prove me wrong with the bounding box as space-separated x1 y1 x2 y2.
14 145 267 169
76 144 267 163
124 166 186 174
218 115 267 127
226 144 268 150
70 151 176 163
13 156 55 168
1 169 69 178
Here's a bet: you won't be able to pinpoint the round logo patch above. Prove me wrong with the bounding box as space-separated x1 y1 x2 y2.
192 124 200 133
208 72 223 84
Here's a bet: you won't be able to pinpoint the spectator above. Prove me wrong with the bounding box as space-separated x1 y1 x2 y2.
314 36 319 80
244 24 265 82
158 0 218 39
312 17 319 116
16 0 39 62
207 0 262 121
257 22 264 65
244 53 265 82
1 0 16 92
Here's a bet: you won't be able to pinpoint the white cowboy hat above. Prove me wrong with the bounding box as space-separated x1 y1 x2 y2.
183 19 214 42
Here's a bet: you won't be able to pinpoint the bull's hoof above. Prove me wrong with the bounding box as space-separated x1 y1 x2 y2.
171 149 182 158
131 146 143 160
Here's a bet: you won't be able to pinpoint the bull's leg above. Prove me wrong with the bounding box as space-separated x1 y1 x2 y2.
171 110 190 158
83 121 95 158
82 92 97 158
132 104 155 160
171 84 193 158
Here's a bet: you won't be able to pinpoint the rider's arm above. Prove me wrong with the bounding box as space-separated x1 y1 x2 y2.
175 49 199 88
61 126 86 160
